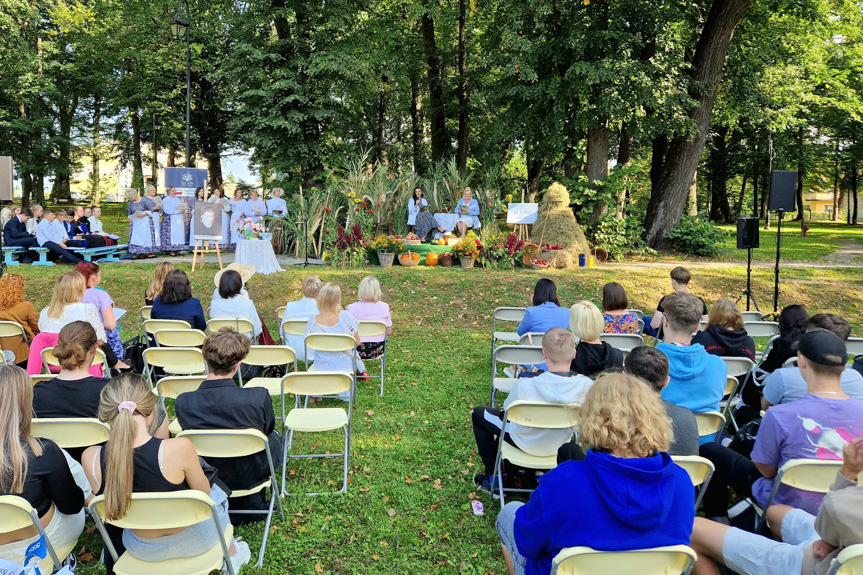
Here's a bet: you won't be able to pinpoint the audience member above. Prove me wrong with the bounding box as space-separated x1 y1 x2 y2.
76 261 128 366
151 269 206 330
692 298 756 361
568 300 622 377
144 261 174 306
347 275 393 360
645 266 709 338
176 329 281 513
0 205 19 229
0 274 39 366
0 365 85 564
699 330 863 521
690 436 863 575
763 314 863 407
472 328 590 491
210 269 262 338
281 275 322 362
35 208 84 263
496 372 694 575
211 263 253 303
3 208 37 263
82 373 250 572
601 282 639 334
86 206 117 246
71 205 105 247
657 292 726 416
516 279 569 336
25 203 42 234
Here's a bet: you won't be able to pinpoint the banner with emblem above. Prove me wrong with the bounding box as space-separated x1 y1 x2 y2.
164 167 208 198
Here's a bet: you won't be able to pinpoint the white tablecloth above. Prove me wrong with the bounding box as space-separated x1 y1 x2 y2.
235 239 284 274
433 214 458 237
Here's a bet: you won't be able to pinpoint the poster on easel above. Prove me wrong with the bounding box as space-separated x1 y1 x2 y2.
506 203 539 224
192 201 223 240
164 167 208 198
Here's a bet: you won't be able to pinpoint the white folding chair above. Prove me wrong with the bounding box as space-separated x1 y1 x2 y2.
744 321 780 338
551 545 697 575
637 318 645 335
154 375 208 435
178 429 284 567
826 543 863 575
153 329 207 348
304 333 358 402
694 411 725 442
30 418 110 450
755 459 842 531
281 371 354 497
846 337 863 357
671 455 715 510
281 318 312 364
41 346 110 378
740 311 763 322
518 332 544 347
699 320 707 331
241 345 297 432
357 320 388 396
491 307 526 366
626 309 644 321
0 495 68 571
142 347 206 385
493 399 579 505
599 333 643 352
490 345 544 406
275 306 286 343
721 356 755 379
208 317 255 340
88 490 237 575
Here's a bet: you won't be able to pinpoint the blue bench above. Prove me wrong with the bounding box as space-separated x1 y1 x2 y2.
1 246 54 266
74 243 129 263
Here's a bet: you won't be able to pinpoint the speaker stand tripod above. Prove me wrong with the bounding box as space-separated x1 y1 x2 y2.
737 246 760 313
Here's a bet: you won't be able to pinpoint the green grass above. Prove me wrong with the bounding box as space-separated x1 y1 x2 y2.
715 220 863 262
11 211 863 574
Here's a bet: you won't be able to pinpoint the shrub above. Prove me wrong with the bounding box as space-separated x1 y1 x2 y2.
664 213 730 257
583 215 653 261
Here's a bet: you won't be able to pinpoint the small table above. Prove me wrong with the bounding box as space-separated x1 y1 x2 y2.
235 238 284 274
433 213 458 238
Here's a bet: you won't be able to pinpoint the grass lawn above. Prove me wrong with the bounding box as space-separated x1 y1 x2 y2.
715 220 863 263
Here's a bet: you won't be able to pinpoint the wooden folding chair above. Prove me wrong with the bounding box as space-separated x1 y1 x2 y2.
490 345 544 407
30 418 110 450
357 320 388 396
671 455 715 510
493 399 579 505
599 333 643 352
42 346 110 378
755 459 843 531
0 495 69 571
551 545 697 575
178 429 284 567
88 490 237 575
154 329 207 348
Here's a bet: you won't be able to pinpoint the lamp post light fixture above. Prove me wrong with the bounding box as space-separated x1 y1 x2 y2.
169 7 192 168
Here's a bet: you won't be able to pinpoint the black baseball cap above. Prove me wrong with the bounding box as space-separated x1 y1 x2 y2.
795 330 848 366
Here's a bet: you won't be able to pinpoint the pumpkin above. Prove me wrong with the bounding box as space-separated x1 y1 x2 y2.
400 254 409 260
411 253 421 261
426 252 439 266
437 239 446 245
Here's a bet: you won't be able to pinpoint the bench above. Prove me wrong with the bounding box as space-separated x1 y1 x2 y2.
75 244 129 263
2 246 24 266
1 246 53 266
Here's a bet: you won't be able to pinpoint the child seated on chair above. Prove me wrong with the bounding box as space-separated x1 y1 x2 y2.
471 328 592 493
496 372 694 575
689 436 863 575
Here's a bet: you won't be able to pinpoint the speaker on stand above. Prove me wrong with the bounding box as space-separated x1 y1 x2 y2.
767 171 798 316
736 217 760 312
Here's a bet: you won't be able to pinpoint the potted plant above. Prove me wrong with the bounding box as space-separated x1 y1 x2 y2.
453 236 481 268
370 234 404 267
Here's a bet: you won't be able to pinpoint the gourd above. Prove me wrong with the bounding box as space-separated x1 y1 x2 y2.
411 252 421 261
426 252 439 266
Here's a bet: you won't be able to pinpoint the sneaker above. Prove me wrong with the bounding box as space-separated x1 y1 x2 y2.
480 476 501 499
226 539 251 574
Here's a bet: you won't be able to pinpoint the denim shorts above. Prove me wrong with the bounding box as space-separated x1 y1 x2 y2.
722 508 818 575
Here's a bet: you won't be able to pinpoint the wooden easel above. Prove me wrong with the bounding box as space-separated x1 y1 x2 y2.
191 238 223 272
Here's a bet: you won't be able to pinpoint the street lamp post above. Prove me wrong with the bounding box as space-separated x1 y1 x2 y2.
169 7 191 168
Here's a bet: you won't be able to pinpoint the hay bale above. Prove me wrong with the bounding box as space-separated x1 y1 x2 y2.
538 248 570 269
532 182 590 268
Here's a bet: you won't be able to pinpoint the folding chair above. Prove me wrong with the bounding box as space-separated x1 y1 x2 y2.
178 429 284 568
694 411 725 442
491 307 526 366
142 347 206 385
30 373 54 385
30 418 110 450
741 311 763 322
0 495 68 571
282 318 313 365
720 376 740 422
826 544 863 575
699 320 708 331
755 459 843 531
671 455 715 510
551 545 697 575
721 356 755 379
599 333 643 352
626 309 644 321
242 345 297 431
139 306 153 322
281 371 354 497
0 320 28 348
304 333 358 402
42 346 110 377
154 375 208 435
143 319 191 347
275 307 286 343
154 329 207 348
637 318 645 335
744 321 780 338
208 317 255 339
88 490 237 575
357 320 388 396
490 345 544 406
846 337 863 357
493 399 579 505
518 332 544 347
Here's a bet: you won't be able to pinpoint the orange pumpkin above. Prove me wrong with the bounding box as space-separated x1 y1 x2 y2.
400 254 409 260
411 253 421 261
437 239 446 245
426 252 439 266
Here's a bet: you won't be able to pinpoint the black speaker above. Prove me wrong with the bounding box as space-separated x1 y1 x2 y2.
768 171 797 212
737 217 760 249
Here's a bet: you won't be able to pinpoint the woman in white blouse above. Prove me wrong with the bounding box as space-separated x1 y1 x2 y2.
210 269 262 339
207 187 233 248
267 188 287 216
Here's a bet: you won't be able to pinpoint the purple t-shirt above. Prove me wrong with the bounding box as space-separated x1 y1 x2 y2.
346 301 391 343
751 394 863 515
83 287 113 317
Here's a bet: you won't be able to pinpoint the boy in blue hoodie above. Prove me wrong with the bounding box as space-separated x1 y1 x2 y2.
496 372 695 575
657 291 727 416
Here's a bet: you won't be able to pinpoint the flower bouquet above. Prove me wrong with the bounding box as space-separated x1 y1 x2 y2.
370 234 404 267
242 218 266 239
453 236 481 268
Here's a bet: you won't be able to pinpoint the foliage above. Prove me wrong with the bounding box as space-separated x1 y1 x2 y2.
583 215 654 261
326 223 367 267
480 233 527 269
664 213 732 257
452 234 482 260
370 234 405 254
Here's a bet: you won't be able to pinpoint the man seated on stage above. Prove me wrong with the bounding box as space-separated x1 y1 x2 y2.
35 208 84 264
3 208 38 263
763 313 863 408
175 328 282 514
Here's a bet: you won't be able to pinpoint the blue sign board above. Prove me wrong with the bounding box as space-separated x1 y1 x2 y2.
164 167 208 197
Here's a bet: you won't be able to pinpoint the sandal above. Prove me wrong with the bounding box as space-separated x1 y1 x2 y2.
146 254 156 258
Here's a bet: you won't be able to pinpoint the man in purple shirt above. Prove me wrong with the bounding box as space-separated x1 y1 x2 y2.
699 330 863 521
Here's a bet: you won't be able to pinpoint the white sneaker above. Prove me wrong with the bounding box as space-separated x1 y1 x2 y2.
226 539 251 574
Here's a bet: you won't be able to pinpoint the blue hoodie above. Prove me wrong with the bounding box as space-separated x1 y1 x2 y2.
657 342 727 414
513 450 694 575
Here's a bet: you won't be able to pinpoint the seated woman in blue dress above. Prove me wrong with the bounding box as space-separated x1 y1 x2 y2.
151 269 206 331
454 188 480 238
517 279 569 336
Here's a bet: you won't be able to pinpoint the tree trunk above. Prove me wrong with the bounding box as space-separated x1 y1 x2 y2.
167 144 176 168
689 171 698 215
563 146 583 178
832 141 840 222
18 103 31 207
615 124 633 218
642 0 753 248
455 0 469 172
852 157 858 224
587 123 611 222
409 74 424 176
420 12 450 162
795 126 805 220
650 135 668 192
53 95 78 202
92 94 101 201
734 174 747 217
205 154 223 190
373 75 386 166
708 126 730 222
527 151 543 203
131 108 143 186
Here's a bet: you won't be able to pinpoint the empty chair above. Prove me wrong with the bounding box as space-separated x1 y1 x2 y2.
207 318 255 339
599 333 643 352
154 329 207 348
743 321 780 338
846 337 863 357
721 356 755 379
740 310 763 322
551 545 697 575
143 319 191 346
241 345 297 431
491 307 526 362
155 375 207 402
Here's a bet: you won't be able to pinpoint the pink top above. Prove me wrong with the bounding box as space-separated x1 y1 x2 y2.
346 301 392 343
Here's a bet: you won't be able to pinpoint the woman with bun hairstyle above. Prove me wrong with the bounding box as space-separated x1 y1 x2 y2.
82 374 250 571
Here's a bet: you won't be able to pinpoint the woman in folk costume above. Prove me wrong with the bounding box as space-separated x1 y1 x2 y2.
229 189 247 235
207 187 233 249
160 187 189 256
245 190 267 224
188 187 205 250
267 187 287 216
125 188 157 259
144 185 163 250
